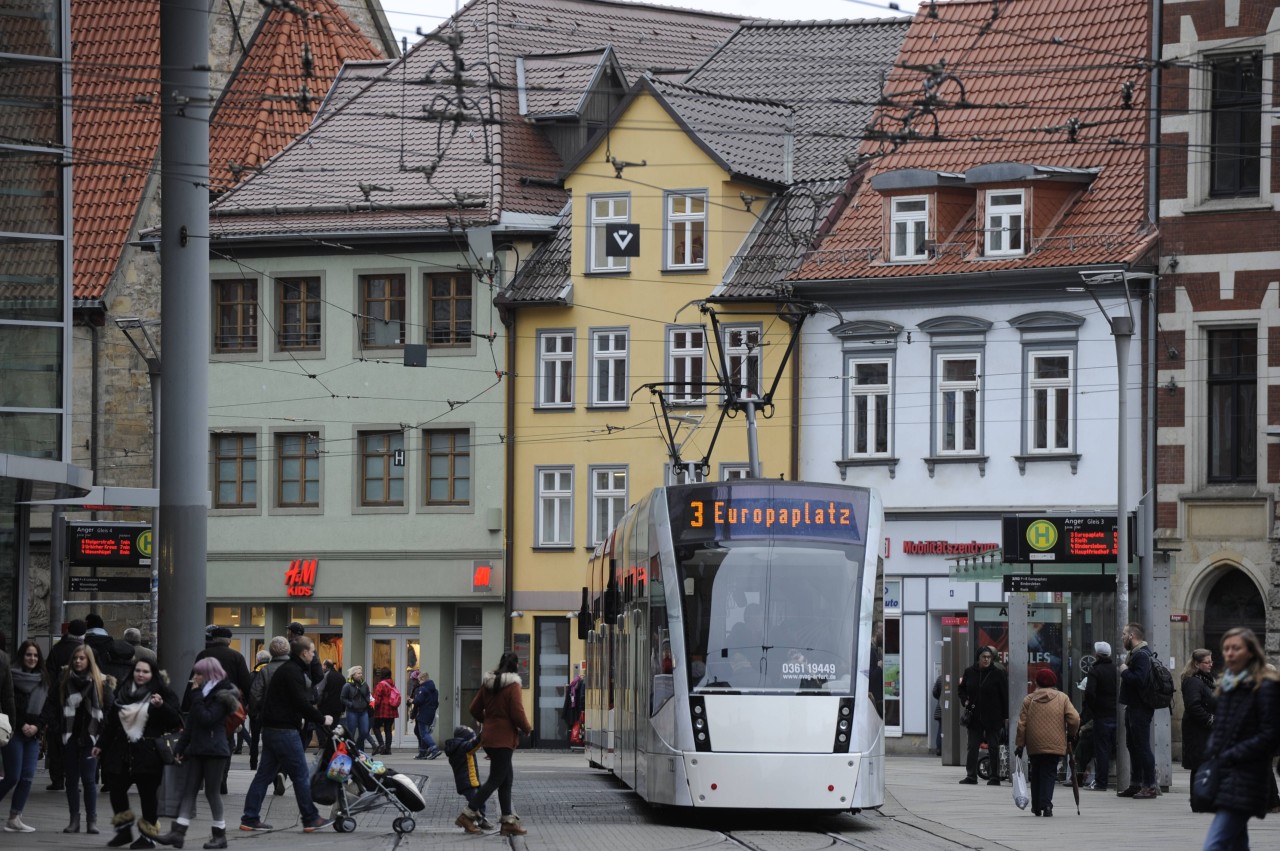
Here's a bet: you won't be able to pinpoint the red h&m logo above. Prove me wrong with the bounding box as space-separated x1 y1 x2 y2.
285 559 318 597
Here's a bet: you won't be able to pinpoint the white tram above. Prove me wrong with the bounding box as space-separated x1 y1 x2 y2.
577 480 885 811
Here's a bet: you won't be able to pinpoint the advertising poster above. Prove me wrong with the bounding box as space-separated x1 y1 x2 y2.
969 603 1065 693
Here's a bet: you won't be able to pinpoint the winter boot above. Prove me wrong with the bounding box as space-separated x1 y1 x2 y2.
454 808 482 835
87 816 100 835
154 821 187 849
202 826 227 849
499 815 528 836
108 811 136 847
130 835 157 850
137 819 162 840
63 814 80 833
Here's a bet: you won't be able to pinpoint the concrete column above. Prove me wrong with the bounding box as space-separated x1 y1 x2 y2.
344 603 367 672
419 605 450 732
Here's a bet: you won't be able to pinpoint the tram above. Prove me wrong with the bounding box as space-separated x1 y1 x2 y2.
578 479 885 811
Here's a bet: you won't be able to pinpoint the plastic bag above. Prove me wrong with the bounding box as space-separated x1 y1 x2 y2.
1011 753 1030 810
326 741 353 782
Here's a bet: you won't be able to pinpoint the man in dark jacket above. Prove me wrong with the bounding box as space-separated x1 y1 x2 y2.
286 622 323 687
239 636 333 833
411 671 441 759
1084 641 1118 791
44 618 85 790
957 646 1008 786
195 626 252 699
82 612 114 664
317 659 345 720
1118 623 1158 799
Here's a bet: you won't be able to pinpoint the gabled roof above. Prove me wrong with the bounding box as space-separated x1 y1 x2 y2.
517 48 624 119
209 0 744 241
792 0 1155 283
208 0 384 194
495 203 573 306
684 18 910 183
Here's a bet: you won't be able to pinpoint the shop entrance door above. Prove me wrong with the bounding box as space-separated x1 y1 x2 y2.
534 617 570 747
368 635 420 750
455 631 483 729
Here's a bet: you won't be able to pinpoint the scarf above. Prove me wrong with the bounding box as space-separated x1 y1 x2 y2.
12 669 47 719
62 670 104 745
116 677 157 742
1220 669 1253 693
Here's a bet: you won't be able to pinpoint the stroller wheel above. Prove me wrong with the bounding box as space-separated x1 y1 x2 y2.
338 817 357 833
976 755 992 780
393 817 416 834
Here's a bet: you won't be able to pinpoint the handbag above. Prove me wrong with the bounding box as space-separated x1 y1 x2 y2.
1011 753 1030 810
959 705 974 727
0 712 12 747
155 731 181 766
1190 757 1221 813
225 699 247 737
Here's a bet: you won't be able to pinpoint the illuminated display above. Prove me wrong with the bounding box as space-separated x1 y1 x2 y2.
67 522 150 567
670 485 868 544
1001 513 1132 564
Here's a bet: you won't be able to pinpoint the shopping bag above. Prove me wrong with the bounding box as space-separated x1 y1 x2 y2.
326 741 353 782
1011 753 1030 810
157 762 190 819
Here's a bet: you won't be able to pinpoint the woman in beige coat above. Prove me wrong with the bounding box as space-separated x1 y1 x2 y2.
1015 668 1080 817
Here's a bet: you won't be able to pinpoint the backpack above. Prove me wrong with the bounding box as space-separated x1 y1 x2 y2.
1142 650 1175 710
386 682 402 709
248 667 267 716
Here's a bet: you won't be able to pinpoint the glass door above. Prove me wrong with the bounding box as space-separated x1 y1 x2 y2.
455 632 483 729
534 617 570 746
368 635 421 750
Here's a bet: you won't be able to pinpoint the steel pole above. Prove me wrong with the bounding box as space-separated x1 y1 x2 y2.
1113 318 1133 790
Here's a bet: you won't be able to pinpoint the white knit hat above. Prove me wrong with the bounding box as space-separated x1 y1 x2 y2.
1094 641 1112 656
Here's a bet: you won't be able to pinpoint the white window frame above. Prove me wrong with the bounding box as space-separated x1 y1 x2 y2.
590 328 628 407
665 190 707 270
936 353 981 455
984 189 1025 256
722 324 762 400
536 466 573 548
890 196 929 261
1027 350 1073 453
668 326 706 405
537 330 574 409
720 463 750 480
589 466 627 546
848 357 892 457
588 194 630 273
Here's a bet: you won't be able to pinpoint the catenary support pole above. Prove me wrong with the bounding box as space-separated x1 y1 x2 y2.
157 0 210 680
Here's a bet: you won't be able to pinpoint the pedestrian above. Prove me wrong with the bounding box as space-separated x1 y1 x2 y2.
1198 627 1280 851
123 629 158 667
43 643 113 834
0 640 46 833
245 650 270 771
1118 623 1159 799
285 622 323 687
83 613 115 667
340 666 372 753
1084 641 1118 791
237 635 334 834
1181 648 1216 773
931 672 944 755
456 651 534 837
1015 668 1080 817
98 657 182 848
190 627 251 708
957 646 1008 786
44 618 86 792
317 660 345 734
371 666 399 754
155 657 241 849
445 725 491 832
410 669 441 759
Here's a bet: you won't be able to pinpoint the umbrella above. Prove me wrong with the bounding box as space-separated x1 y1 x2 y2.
1067 749 1081 814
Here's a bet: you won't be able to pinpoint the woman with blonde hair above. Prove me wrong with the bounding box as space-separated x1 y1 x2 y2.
42 644 113 834
1180 648 1216 772
1198 627 1280 851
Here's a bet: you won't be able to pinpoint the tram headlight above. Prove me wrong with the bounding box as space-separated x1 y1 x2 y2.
697 732 707 742
695 718 705 730
840 705 851 717
838 733 848 743
838 719 850 731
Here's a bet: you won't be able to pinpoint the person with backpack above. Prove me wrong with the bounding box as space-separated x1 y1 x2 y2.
410 670 441 760
371 668 400 755
245 651 270 771
1118 622 1162 799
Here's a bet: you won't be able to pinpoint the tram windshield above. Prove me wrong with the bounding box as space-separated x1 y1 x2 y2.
677 540 862 694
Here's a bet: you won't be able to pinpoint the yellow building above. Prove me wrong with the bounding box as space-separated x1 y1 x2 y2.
498 77 800 742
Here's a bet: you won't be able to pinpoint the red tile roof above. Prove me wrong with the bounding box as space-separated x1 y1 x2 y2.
209 0 383 194
792 0 1155 282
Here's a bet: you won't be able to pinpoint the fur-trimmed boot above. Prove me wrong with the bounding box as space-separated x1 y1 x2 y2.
202 826 227 849
153 821 187 849
130 835 157 850
108 811 136 847
454 808 482 834
499 815 528 836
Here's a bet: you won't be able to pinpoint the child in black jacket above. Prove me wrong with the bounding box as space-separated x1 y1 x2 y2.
444 726 492 831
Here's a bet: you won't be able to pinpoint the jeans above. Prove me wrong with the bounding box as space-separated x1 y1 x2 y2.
242 728 318 824
1202 808 1252 851
414 718 437 755
1028 754 1059 813
472 747 515 817
0 732 40 813
1092 716 1116 789
1124 705 1156 787
344 712 371 754
64 740 98 819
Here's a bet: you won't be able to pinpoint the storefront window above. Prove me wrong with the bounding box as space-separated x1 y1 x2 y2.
315 633 343 668
456 607 482 627
883 580 902 734
209 606 242 627
369 606 398 626
406 605 420 627
249 606 265 626
327 606 343 626
289 605 321 625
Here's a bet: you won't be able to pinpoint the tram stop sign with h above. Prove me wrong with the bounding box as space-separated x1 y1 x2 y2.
605 224 641 257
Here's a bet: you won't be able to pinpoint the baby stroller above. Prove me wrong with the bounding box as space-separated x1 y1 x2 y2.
312 724 426 834
976 732 1010 781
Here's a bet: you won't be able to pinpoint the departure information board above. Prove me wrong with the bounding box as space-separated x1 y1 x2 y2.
1001 514 1133 564
67 522 151 567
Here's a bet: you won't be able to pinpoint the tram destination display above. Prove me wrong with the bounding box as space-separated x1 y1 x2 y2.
669 483 869 544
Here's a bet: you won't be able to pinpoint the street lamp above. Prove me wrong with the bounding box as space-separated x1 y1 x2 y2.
115 317 161 645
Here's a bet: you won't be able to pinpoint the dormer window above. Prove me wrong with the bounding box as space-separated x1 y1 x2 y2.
890 196 929 261
985 190 1024 256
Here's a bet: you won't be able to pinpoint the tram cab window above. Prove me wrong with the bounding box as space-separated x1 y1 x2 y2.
678 541 859 694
